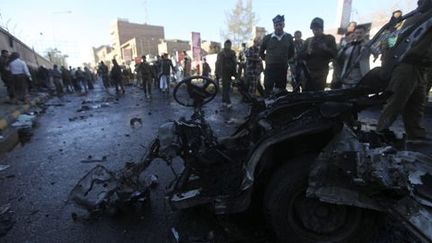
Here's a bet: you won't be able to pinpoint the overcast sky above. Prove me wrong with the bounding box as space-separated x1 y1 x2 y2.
0 0 416 66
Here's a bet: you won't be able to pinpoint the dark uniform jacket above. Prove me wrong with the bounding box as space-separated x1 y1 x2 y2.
216 48 237 78
300 34 337 72
138 62 154 79
259 33 294 67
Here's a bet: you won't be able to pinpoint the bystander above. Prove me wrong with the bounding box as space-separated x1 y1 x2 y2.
7 52 32 103
259 15 294 96
216 40 237 108
299 17 337 91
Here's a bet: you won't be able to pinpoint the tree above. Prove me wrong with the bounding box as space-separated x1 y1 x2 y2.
222 0 256 51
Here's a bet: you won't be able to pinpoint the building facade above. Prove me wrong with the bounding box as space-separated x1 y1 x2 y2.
92 45 114 67
0 27 52 69
110 19 164 61
201 40 221 55
158 39 190 56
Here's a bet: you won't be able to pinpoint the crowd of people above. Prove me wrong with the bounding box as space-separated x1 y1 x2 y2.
211 0 432 142
0 49 104 103
0 0 431 142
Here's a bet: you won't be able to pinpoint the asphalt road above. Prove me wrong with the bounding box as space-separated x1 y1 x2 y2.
0 83 251 243
0 82 431 243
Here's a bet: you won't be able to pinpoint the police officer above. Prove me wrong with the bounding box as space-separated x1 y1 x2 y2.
299 17 337 91
377 0 432 142
259 15 294 96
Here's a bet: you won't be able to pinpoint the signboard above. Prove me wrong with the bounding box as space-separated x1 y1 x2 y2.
191 32 201 61
122 48 132 62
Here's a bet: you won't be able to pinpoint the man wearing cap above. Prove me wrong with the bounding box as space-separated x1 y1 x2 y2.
259 15 294 96
377 0 432 142
299 17 337 91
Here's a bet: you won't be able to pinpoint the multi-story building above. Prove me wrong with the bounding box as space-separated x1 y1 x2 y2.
201 41 221 55
158 39 190 57
92 45 113 67
110 18 164 61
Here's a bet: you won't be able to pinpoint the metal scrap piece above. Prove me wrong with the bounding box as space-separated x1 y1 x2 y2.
69 139 160 216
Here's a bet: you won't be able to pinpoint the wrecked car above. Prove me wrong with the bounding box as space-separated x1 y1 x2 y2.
70 9 432 242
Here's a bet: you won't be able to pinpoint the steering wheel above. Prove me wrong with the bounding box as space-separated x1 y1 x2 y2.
173 76 218 107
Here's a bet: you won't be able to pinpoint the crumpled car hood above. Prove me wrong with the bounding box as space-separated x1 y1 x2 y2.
307 126 432 241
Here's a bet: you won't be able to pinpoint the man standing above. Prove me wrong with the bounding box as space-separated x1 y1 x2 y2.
237 43 247 80
183 51 192 78
138 55 154 99
259 15 294 96
159 54 175 93
154 55 162 88
75 67 87 94
332 21 357 88
61 66 73 93
245 37 263 97
0 50 12 100
202 58 211 78
97 61 110 89
377 0 432 142
8 52 32 103
339 25 370 89
50 65 64 97
300 17 337 91
216 39 237 108
110 59 125 94
290 31 306 92
84 67 94 90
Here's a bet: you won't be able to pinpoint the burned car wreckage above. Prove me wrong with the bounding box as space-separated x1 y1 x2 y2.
70 10 432 243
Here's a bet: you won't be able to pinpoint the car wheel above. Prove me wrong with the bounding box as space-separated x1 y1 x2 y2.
264 156 377 243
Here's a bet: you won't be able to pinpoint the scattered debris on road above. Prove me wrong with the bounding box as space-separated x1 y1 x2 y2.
0 204 15 237
68 114 93 122
69 140 160 218
0 165 10 172
11 114 36 128
130 118 143 128
80 155 108 164
144 174 159 188
76 105 91 112
43 103 64 107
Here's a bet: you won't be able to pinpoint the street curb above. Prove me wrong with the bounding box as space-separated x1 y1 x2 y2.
0 93 49 131
0 128 18 154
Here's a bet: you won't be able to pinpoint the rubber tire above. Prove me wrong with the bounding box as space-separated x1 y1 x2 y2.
264 156 378 243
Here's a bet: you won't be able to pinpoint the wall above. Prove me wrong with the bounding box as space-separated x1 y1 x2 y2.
0 27 52 69
110 19 164 59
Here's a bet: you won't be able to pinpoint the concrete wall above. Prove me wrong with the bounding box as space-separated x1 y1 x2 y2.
0 27 52 69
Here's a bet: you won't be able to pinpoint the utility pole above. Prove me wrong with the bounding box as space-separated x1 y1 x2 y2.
143 0 149 24
336 0 353 33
